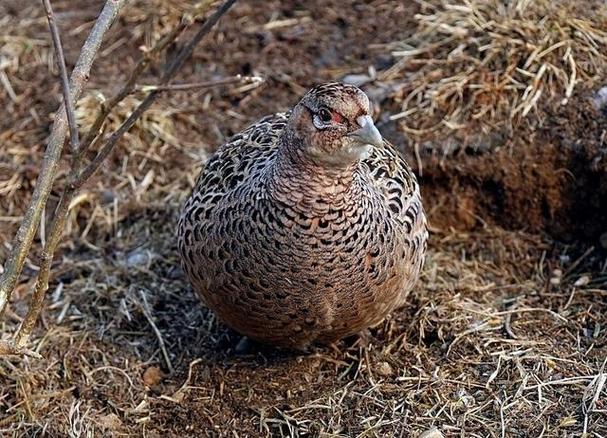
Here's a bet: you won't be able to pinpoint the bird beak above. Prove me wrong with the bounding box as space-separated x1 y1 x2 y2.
349 115 383 148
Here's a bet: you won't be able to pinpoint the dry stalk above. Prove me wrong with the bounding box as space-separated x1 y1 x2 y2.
75 0 239 187
3 0 240 354
135 75 263 93
42 0 80 155
8 1 87 350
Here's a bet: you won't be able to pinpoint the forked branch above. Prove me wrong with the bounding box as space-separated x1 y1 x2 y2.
2 0 242 354
0 0 124 320
42 0 80 155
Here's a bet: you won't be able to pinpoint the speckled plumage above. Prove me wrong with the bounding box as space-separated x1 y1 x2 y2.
178 82 427 348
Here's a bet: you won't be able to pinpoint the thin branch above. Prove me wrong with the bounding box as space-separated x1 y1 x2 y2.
77 0 229 155
135 75 263 93
162 0 238 82
75 90 158 187
0 0 124 319
42 0 80 155
10 0 240 350
139 290 174 374
11 0 85 350
13 192 72 348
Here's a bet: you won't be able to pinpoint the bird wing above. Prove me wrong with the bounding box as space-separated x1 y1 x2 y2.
363 141 428 243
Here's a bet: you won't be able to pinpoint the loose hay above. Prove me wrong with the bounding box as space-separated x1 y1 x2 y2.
125 0 216 44
2 215 605 436
381 0 607 142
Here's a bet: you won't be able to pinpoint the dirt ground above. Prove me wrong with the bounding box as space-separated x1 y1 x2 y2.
1 0 606 436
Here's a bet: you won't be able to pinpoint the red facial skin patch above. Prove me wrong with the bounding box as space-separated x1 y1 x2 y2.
331 111 344 124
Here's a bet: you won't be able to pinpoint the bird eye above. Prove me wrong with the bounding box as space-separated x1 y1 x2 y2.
318 108 332 123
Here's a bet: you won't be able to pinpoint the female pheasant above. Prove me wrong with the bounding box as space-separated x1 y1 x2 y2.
178 82 427 349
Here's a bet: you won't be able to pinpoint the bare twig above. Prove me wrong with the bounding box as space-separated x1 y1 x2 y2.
14 193 73 348
42 0 80 155
9 0 240 350
77 0 236 155
135 75 263 93
0 0 124 319
11 0 88 350
139 290 174 374
161 0 238 82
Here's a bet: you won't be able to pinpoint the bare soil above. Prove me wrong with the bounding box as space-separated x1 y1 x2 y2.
415 97 607 242
1 0 606 437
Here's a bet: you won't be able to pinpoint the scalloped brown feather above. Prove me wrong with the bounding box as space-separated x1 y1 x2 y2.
178 83 427 349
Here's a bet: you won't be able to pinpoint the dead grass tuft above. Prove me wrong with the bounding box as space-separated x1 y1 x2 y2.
381 0 607 142
0 14 51 88
76 92 181 152
125 0 216 45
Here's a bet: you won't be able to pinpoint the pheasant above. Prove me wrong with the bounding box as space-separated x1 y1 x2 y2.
178 82 427 349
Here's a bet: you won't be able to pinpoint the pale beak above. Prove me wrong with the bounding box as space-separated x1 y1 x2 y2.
349 115 383 148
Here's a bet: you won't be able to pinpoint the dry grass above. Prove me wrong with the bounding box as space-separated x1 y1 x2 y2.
1 0 606 436
0 14 51 85
1 216 605 436
379 0 607 142
125 0 216 42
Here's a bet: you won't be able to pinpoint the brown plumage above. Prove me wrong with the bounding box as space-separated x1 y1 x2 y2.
178 82 427 349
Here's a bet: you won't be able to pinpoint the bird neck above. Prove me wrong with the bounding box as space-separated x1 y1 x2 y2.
267 134 360 209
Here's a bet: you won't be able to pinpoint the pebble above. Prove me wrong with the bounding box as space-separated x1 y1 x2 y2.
142 366 165 387
418 427 445 438
591 85 607 111
375 361 394 377
573 275 590 287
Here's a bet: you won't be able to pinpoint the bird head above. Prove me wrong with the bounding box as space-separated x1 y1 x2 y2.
286 82 383 168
